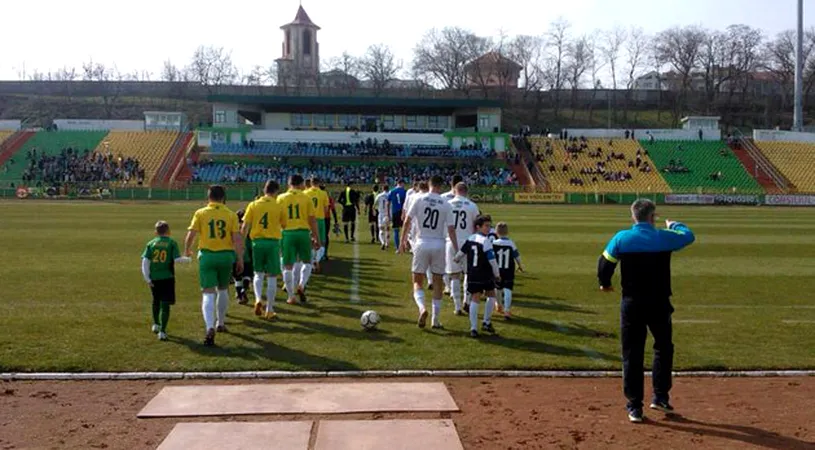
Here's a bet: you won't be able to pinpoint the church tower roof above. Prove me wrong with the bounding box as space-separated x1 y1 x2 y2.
281 5 320 30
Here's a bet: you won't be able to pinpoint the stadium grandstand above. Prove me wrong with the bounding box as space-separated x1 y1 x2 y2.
641 140 763 194
753 141 815 193
529 136 671 193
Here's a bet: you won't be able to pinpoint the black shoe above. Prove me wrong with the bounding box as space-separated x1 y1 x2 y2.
432 324 445 330
381 244 386 250
297 288 308 303
216 325 227 333
204 328 215 346
469 330 479 338
428 284 434 290
463 302 470 314
650 400 674 414
454 310 464 316
627 407 644 423
481 322 496 334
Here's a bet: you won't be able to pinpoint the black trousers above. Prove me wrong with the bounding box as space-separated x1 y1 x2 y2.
620 296 674 410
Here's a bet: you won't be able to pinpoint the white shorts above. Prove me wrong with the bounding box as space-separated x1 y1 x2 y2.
411 241 445 275
378 214 390 228
445 241 464 274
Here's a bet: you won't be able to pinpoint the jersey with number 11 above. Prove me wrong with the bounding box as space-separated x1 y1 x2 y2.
277 189 315 231
188 202 240 252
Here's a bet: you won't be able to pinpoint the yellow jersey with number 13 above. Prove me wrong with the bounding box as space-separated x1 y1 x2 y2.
188 202 240 252
277 189 315 231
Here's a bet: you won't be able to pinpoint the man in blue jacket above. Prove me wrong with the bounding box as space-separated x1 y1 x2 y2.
598 199 695 423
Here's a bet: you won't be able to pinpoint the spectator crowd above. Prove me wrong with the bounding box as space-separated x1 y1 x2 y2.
20 147 144 186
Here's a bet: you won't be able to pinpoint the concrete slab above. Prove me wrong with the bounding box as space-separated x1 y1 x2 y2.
138 382 459 418
157 422 312 450
314 420 464 450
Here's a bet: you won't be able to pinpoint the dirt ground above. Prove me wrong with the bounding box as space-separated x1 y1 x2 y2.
0 377 813 450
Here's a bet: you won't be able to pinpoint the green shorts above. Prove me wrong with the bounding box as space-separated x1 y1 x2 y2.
282 229 312 266
252 238 281 276
198 250 236 289
316 219 326 246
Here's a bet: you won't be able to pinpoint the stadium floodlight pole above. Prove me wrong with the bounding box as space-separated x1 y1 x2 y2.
794 0 804 131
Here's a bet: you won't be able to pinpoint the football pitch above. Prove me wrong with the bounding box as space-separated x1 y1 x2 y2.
1 201 815 373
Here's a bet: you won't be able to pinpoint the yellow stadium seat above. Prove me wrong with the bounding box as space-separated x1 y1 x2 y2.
755 141 815 193
93 131 179 184
0 130 14 145
529 137 671 193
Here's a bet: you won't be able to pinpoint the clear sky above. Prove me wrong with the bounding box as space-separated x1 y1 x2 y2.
0 0 810 81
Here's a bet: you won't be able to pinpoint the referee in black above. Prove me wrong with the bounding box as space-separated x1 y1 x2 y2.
597 199 695 423
337 180 361 243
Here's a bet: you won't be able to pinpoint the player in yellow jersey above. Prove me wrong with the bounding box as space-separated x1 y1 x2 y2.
305 176 330 270
277 174 320 305
184 185 244 347
242 180 287 320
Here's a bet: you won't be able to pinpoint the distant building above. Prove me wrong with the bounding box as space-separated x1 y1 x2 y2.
464 52 522 88
634 69 782 96
276 5 321 87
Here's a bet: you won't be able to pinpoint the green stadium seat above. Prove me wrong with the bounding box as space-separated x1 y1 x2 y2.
639 140 763 194
0 131 108 182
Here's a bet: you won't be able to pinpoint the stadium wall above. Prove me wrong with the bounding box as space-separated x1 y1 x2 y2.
562 128 722 141
53 119 145 131
0 120 21 131
5 185 815 206
753 129 815 143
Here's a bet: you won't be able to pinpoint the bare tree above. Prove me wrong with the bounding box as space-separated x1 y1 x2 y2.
655 25 707 124
359 44 401 96
601 26 627 90
622 27 648 122
325 52 361 94
588 40 608 125
763 29 815 112
81 59 126 119
725 25 764 104
187 46 239 94
698 28 726 112
413 27 481 91
161 60 184 82
459 35 498 97
542 18 571 118
565 35 593 117
509 35 544 96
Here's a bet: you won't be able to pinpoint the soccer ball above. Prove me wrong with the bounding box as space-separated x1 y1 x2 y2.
360 310 380 330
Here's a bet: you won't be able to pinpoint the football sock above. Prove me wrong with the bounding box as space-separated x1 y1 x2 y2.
253 273 264 303
426 269 433 284
413 288 426 311
234 279 243 297
216 289 229 326
293 262 302 287
450 279 462 311
202 292 216 330
344 224 349 240
370 224 375 240
463 274 471 304
266 276 277 312
393 229 400 248
431 298 442 326
351 222 356 240
283 270 294 298
469 300 479 331
243 277 251 295
484 296 496 324
159 302 171 333
503 289 513 313
151 299 160 326
443 274 450 291
318 246 325 261
300 263 313 289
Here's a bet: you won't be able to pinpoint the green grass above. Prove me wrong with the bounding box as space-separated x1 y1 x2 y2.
1 201 814 372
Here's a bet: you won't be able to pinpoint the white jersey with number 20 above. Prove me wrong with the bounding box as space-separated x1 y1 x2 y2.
406 192 453 243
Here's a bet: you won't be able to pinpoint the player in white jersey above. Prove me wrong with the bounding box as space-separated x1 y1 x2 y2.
445 182 479 315
401 181 420 254
440 175 463 295
400 175 458 329
374 184 390 250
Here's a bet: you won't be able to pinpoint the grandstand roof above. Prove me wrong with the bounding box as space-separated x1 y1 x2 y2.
208 94 501 114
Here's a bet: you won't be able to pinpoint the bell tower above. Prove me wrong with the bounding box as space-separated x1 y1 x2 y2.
276 4 320 86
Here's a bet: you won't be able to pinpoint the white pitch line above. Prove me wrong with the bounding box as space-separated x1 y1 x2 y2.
673 320 721 324
2 370 815 381
782 320 815 324
350 240 360 303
